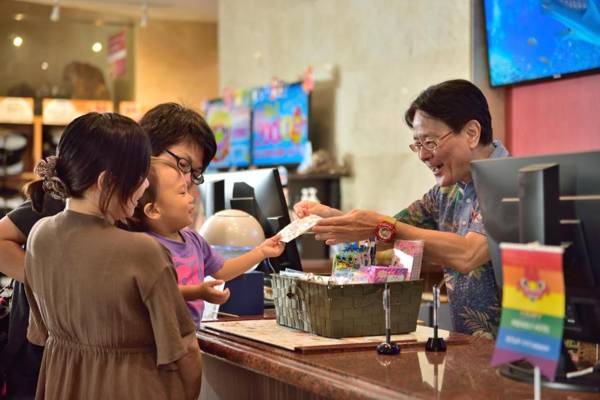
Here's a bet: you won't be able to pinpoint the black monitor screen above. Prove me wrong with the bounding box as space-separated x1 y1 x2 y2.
201 168 302 272
472 150 600 344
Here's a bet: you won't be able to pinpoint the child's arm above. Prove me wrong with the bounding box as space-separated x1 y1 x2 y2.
213 235 285 281
179 280 230 304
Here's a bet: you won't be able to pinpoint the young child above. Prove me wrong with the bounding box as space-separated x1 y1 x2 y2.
130 158 285 326
24 113 201 400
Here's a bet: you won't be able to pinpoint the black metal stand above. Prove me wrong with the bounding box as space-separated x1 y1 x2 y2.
426 283 446 352
377 283 400 355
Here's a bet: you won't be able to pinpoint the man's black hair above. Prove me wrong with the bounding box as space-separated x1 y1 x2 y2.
405 79 493 145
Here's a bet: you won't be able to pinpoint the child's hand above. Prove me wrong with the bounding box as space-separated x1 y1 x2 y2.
198 280 230 305
258 235 286 258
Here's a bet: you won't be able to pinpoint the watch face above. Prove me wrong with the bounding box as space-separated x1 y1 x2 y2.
379 226 392 240
376 221 395 242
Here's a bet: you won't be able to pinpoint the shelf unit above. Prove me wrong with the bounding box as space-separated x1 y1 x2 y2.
0 97 38 216
41 99 114 158
0 98 114 216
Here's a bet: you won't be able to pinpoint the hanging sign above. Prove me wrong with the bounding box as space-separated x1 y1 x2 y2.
108 31 127 79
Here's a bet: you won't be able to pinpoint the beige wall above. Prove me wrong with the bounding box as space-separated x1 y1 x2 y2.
219 0 473 214
135 20 218 110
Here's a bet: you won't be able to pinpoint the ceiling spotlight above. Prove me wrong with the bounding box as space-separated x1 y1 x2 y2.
14 13 25 21
140 2 148 28
92 42 102 53
41 62 49 70
50 0 60 22
13 36 23 47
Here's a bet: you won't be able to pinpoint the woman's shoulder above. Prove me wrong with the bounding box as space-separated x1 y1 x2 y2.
28 212 61 239
26 213 71 253
114 229 170 256
100 230 175 292
110 230 174 276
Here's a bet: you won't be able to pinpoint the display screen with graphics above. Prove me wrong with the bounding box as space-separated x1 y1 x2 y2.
252 82 309 166
484 0 600 86
205 100 252 168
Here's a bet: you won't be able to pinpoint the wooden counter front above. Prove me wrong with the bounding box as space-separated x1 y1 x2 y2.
197 324 597 399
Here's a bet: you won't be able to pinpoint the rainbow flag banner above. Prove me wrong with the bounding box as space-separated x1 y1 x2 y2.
491 242 565 380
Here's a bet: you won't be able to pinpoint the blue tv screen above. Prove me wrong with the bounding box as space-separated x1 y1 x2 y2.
484 0 600 86
252 82 309 166
204 99 252 168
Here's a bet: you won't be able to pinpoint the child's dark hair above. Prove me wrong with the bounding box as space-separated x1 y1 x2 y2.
27 112 151 213
139 103 217 172
128 158 179 232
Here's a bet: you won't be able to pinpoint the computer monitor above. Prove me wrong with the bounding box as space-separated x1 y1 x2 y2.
472 150 600 390
201 168 302 273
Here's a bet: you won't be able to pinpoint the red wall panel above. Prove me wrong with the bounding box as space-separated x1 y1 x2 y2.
506 74 600 156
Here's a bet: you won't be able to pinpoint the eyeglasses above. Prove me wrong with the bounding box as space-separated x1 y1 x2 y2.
409 130 454 153
164 149 204 185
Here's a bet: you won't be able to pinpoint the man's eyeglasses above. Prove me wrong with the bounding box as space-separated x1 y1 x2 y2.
409 130 454 153
164 149 204 185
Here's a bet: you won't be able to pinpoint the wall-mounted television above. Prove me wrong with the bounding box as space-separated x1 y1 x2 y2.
204 99 252 169
484 0 600 87
251 82 309 166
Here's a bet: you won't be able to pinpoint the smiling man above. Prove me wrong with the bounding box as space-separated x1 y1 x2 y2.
294 79 509 336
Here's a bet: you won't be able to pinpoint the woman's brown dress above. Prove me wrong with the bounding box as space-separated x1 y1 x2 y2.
24 210 197 399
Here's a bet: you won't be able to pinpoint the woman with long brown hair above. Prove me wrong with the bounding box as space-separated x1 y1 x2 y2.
24 112 201 400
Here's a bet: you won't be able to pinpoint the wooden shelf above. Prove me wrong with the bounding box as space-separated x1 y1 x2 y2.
1 98 116 208
0 99 37 196
0 172 37 190
42 99 113 126
0 97 34 124
33 116 42 164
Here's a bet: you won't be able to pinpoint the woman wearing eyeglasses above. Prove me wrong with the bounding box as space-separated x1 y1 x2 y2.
294 79 509 337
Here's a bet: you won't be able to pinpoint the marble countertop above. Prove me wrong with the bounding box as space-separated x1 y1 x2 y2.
198 325 599 400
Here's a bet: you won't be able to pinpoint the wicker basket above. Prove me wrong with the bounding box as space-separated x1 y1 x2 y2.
271 275 424 338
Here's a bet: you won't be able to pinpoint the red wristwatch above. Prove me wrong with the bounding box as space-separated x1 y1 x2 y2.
374 219 396 243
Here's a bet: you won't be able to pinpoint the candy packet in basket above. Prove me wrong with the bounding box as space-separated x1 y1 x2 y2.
331 240 376 283
391 240 424 280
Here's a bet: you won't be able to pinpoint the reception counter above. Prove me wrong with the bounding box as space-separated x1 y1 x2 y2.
197 321 598 399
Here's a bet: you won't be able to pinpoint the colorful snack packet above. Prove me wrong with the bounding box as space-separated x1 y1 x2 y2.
353 266 409 283
392 240 424 280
